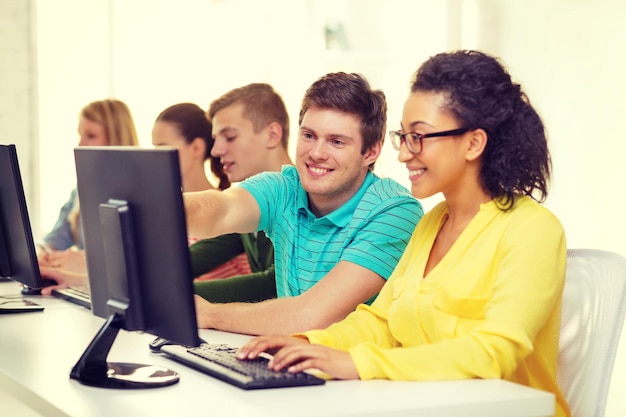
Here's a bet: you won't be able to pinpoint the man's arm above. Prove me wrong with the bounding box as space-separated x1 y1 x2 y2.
195 261 384 336
184 187 260 239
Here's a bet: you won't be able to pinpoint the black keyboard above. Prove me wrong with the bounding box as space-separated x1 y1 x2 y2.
157 342 326 390
51 285 91 309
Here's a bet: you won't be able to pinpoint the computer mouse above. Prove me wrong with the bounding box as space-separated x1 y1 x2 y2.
149 337 174 351
21 279 56 295
149 336 207 352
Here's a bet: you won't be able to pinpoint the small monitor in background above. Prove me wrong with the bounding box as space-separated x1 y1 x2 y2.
0 144 45 313
72 147 201 389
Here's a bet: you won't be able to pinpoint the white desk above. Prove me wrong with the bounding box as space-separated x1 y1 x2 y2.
0 281 556 417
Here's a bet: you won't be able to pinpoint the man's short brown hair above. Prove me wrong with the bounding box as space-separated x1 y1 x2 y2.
208 83 290 148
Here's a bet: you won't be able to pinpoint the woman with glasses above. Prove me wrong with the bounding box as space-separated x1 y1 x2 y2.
238 50 570 417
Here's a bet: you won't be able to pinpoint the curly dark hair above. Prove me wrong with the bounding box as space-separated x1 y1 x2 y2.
156 102 230 190
410 50 550 210
299 72 387 168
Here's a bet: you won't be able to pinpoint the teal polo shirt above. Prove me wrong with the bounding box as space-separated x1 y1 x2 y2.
239 165 422 299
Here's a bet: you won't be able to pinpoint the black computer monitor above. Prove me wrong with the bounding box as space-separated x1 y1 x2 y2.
72 147 201 389
0 145 45 291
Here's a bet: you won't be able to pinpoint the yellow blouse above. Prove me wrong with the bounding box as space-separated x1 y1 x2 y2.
303 196 570 417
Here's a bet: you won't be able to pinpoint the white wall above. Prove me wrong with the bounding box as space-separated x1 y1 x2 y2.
0 0 38 231
35 0 111 233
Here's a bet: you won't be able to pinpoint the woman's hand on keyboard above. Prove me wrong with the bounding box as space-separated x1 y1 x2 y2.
237 335 308 360
237 335 360 380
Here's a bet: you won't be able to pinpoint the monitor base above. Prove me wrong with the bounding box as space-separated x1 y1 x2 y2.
71 313 179 389
72 362 179 389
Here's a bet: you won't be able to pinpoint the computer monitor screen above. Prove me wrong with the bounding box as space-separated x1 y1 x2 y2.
0 144 44 290
72 147 201 388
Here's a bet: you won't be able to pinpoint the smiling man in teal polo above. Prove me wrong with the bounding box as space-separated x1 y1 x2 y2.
186 72 422 336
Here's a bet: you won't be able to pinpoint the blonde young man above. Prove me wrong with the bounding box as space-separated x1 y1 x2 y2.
187 73 423 336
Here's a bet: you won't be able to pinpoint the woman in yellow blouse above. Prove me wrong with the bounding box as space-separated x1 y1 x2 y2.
238 50 570 417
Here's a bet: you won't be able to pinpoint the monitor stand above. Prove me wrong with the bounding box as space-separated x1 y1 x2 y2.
70 313 179 389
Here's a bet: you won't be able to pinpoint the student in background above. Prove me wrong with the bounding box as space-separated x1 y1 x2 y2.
185 72 422 335
189 83 292 299
238 50 570 417
39 98 139 253
151 102 252 279
36 98 139 292
152 102 230 194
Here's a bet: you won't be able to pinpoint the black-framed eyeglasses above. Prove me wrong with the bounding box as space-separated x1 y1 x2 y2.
389 127 469 154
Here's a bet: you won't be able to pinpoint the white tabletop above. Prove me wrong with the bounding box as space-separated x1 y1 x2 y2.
0 281 555 417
